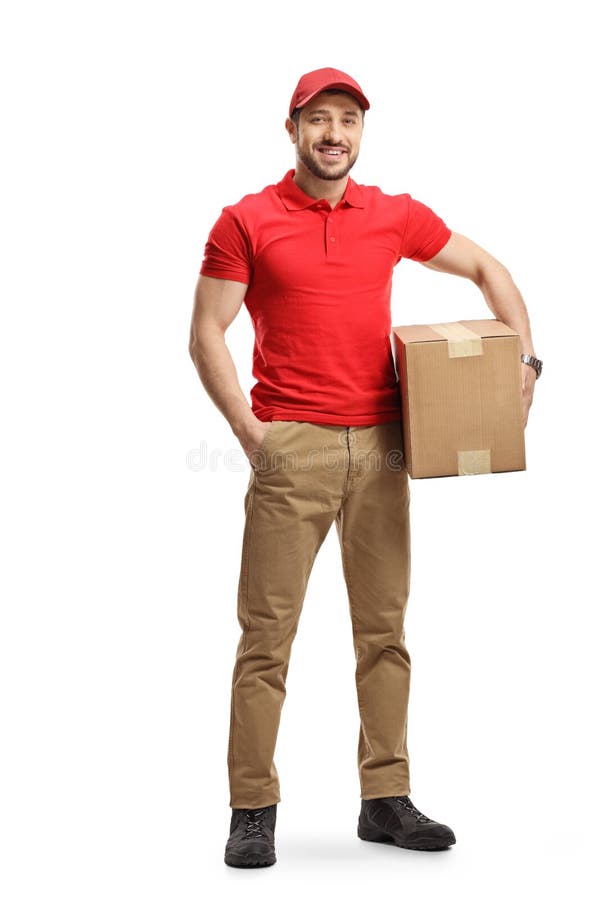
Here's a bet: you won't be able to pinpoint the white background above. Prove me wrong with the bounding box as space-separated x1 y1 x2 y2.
1 0 598 897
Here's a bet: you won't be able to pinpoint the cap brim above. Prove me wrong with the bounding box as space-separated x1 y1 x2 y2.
291 82 370 116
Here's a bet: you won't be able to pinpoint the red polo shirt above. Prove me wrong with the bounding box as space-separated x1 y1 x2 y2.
200 169 451 426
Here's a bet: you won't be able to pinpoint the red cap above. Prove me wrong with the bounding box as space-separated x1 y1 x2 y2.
288 67 370 118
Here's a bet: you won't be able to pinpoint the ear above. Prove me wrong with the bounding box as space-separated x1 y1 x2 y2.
285 117 297 144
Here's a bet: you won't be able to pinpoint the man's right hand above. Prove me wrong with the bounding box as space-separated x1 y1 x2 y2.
239 420 272 465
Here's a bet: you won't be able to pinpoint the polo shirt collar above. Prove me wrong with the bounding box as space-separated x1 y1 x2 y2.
276 168 365 210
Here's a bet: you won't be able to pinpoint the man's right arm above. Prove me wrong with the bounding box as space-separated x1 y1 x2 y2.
188 274 268 458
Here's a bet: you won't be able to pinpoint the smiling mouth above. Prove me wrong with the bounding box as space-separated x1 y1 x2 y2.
316 145 348 159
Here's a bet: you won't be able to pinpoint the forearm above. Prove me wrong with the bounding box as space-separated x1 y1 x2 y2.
189 327 257 439
476 263 536 357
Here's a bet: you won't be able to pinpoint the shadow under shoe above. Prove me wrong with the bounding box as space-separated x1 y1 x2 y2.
224 804 277 868
358 796 456 851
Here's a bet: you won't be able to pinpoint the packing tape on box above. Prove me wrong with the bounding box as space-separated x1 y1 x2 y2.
457 449 491 475
429 323 483 358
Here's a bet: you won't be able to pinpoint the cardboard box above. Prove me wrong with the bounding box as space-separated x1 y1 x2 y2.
392 319 526 479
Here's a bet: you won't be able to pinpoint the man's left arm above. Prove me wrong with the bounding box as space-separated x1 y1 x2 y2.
420 231 539 428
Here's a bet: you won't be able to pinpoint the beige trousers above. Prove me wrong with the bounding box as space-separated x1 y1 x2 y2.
228 420 412 809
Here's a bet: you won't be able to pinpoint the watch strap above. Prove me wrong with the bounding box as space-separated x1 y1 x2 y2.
521 353 543 379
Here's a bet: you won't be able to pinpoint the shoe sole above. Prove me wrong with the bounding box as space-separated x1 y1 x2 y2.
224 852 276 868
358 822 455 851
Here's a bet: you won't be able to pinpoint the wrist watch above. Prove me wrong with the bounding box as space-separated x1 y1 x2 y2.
521 353 543 379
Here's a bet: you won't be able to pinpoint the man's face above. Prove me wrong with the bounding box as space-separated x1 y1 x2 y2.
287 92 364 181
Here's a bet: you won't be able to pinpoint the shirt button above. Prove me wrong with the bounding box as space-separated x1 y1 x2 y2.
330 236 336 242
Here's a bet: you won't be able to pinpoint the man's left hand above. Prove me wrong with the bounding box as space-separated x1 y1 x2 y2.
521 362 536 428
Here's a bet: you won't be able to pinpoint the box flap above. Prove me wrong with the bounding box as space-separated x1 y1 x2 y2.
392 318 519 345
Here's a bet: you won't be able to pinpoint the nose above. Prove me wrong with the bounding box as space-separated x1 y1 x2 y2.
322 122 343 144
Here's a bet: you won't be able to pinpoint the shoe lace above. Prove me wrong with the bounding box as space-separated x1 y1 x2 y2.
240 807 269 841
391 795 434 824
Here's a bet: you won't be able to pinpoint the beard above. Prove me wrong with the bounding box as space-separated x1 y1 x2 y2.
296 143 359 181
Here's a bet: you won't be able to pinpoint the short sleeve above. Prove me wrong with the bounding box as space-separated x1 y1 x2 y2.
401 196 452 262
199 206 252 284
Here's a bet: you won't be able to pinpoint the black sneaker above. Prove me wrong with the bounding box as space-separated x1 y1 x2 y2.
224 804 277 868
358 795 456 851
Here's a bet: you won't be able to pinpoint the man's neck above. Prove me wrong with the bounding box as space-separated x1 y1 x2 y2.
292 167 349 208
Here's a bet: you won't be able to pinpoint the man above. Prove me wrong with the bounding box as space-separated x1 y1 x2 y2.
188 67 541 868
